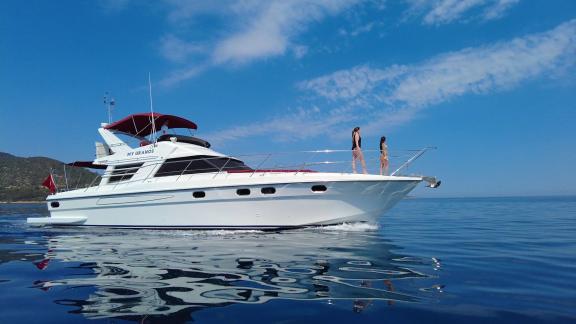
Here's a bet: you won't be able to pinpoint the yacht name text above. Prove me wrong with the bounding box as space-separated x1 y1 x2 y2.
127 149 154 156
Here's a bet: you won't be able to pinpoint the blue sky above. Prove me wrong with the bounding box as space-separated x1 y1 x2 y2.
1 0 575 197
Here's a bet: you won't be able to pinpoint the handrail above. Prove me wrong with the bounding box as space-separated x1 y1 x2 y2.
390 147 436 176
214 158 232 179
250 154 271 178
175 160 194 182
60 148 435 193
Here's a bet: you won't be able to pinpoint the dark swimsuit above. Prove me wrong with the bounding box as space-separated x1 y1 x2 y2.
352 132 362 150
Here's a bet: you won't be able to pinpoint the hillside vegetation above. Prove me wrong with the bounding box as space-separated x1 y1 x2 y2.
0 152 100 202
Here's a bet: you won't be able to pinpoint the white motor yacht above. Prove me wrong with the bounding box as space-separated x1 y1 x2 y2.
27 113 440 229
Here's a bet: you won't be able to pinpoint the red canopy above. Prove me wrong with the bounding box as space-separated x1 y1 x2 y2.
104 113 197 137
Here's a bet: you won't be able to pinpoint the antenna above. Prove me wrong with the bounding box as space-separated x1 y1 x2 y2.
103 92 115 124
148 73 157 143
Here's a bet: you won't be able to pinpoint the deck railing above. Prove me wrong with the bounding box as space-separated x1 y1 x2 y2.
54 147 435 193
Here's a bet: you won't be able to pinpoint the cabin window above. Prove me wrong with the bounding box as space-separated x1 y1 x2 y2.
50 201 60 208
261 187 276 194
236 188 251 196
154 156 251 177
193 191 206 198
108 163 143 183
311 184 327 192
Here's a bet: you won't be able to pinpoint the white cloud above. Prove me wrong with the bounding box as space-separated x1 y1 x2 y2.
212 18 576 141
159 64 209 88
338 22 378 37
205 106 356 145
405 0 520 25
103 0 522 87
155 0 361 85
100 0 362 86
292 45 309 59
385 19 575 108
424 0 486 25
159 35 205 63
298 65 407 101
482 0 520 20
156 0 521 86
303 19 576 107
211 0 360 64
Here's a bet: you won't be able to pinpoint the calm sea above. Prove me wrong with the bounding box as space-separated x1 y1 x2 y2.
1 197 575 323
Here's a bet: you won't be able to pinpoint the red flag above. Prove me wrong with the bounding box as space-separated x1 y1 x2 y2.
34 258 50 270
42 174 56 194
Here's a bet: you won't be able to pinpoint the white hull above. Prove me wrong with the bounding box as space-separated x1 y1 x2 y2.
28 173 421 229
27 112 438 230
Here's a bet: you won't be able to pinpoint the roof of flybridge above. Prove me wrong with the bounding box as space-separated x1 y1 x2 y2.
104 113 197 137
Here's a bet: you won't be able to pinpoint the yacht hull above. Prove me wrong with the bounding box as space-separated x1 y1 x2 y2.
27 179 420 229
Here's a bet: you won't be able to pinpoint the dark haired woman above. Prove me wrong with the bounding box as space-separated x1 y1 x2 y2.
352 127 367 174
380 136 389 175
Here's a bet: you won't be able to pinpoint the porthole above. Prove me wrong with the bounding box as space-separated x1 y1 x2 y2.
193 191 206 198
50 201 60 208
261 187 276 194
236 188 251 196
311 185 327 192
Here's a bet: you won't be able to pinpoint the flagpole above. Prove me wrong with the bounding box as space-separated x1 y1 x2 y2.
63 164 69 191
148 72 156 143
49 168 58 193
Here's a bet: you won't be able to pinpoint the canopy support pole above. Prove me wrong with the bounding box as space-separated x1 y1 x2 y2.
148 73 156 143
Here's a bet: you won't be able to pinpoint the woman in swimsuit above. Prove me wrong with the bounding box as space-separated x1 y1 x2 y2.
352 127 367 174
380 136 389 175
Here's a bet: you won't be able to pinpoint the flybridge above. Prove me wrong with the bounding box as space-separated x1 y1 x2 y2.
93 112 202 158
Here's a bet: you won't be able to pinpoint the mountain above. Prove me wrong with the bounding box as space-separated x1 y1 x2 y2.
0 152 100 202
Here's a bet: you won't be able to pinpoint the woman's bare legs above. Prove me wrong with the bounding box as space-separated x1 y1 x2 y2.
352 149 358 173
353 149 367 174
358 150 367 174
380 156 389 175
383 159 388 175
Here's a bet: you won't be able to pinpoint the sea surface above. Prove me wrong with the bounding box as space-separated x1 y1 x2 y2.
0 196 575 323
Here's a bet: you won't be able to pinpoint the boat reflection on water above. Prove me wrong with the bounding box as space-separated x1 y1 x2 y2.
32 224 443 321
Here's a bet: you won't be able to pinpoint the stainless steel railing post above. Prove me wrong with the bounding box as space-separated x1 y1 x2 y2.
250 154 271 177
390 147 436 176
213 158 231 179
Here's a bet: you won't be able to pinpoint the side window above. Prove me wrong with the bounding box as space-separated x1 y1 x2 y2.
154 156 252 177
154 156 217 177
209 158 252 171
108 163 143 183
